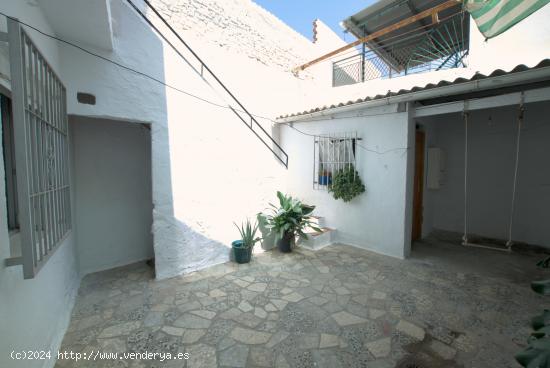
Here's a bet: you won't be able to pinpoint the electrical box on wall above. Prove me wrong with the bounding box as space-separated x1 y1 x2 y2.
427 147 445 189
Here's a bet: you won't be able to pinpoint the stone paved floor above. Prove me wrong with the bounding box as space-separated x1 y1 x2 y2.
57 235 546 368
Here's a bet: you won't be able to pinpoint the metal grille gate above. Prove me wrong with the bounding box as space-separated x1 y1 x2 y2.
8 18 71 278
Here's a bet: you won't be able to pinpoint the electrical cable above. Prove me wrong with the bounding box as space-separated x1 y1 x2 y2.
0 10 409 156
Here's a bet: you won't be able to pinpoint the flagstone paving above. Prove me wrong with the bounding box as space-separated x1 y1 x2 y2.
56 239 546 367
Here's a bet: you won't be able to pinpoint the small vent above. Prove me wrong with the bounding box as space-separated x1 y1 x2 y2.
77 92 96 105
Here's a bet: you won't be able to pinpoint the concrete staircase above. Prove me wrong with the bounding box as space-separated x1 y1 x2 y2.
298 216 336 251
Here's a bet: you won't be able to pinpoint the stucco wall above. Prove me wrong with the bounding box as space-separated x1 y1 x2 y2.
419 101 550 248
0 3 80 368
280 104 414 258
71 116 154 275
58 0 293 279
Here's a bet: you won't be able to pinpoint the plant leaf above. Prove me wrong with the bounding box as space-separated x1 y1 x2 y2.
532 280 550 296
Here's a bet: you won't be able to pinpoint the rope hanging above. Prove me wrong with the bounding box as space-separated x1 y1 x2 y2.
462 103 469 246
506 92 525 249
462 94 525 252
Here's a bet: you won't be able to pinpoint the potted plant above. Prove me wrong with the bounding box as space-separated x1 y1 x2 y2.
319 169 332 186
329 165 365 202
265 191 321 253
232 219 261 264
257 213 276 250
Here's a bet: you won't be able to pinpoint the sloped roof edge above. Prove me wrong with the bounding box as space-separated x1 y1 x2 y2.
278 59 550 121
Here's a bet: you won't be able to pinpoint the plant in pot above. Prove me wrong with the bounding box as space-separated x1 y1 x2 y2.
329 165 365 202
232 219 261 264
515 256 550 367
265 191 321 253
318 169 332 186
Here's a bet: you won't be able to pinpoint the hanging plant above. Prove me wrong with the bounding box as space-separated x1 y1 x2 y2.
329 165 365 202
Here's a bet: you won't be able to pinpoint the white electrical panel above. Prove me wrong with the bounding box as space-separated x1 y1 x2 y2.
427 147 445 189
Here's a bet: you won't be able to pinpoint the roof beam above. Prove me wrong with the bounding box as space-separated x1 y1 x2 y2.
295 0 460 72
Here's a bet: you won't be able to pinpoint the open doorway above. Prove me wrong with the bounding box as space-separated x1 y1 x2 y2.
70 116 154 275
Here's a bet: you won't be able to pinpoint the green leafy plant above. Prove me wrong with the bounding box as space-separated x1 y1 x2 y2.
233 219 261 249
265 191 321 241
516 256 550 367
329 165 365 202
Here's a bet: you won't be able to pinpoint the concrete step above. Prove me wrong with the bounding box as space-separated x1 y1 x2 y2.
299 227 335 251
308 215 326 228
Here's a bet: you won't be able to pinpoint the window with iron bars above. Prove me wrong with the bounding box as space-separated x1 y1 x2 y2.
313 132 358 190
5 19 72 278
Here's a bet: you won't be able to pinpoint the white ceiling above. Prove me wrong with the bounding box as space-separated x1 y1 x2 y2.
38 0 113 51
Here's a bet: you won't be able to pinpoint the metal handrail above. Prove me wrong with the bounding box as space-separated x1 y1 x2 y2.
125 0 288 168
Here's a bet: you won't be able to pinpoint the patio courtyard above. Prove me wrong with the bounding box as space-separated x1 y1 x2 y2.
56 234 545 368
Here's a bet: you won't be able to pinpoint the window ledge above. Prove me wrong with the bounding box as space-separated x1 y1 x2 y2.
5 230 22 267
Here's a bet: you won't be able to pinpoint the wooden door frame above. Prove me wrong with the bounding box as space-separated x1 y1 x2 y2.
412 130 425 242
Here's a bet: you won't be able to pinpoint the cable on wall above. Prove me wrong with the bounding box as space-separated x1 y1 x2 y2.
0 11 409 156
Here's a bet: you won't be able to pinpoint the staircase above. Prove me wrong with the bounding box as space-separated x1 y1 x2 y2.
299 216 336 251
125 0 288 168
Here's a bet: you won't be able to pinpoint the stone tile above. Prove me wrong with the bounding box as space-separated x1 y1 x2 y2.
182 329 206 344
319 333 339 348
430 340 457 360
280 288 293 295
396 320 425 341
266 330 289 348
365 337 391 358
249 346 274 367
98 337 126 353
219 344 249 367
233 279 250 288
190 309 217 320
98 321 141 338
230 327 272 344
143 311 164 327
331 311 368 326
187 344 216 368
60 240 543 368
281 292 304 303
369 308 386 319
248 283 268 292
271 299 288 310
309 296 328 306
238 300 254 313
174 314 211 329
161 326 184 336
254 307 268 319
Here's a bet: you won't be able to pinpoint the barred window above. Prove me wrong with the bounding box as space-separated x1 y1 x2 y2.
313 132 358 190
6 19 71 278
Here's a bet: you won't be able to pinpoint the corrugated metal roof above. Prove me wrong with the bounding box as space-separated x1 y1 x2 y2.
278 59 550 119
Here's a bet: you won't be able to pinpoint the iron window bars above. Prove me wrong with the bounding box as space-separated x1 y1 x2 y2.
7 19 71 278
313 132 358 191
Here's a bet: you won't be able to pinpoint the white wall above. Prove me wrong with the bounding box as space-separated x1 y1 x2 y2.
0 3 79 368
419 101 550 248
58 0 291 279
281 104 413 258
71 116 154 275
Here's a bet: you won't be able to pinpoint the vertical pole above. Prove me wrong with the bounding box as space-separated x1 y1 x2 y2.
462 101 469 246
8 19 36 278
361 38 366 83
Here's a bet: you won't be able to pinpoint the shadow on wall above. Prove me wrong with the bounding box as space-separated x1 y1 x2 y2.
153 210 230 279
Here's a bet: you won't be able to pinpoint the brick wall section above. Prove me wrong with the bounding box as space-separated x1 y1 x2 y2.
150 0 320 71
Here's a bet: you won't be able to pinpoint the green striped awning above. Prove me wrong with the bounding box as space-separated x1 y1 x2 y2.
464 0 550 38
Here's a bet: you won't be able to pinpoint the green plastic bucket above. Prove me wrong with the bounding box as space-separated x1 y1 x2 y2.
232 240 252 264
